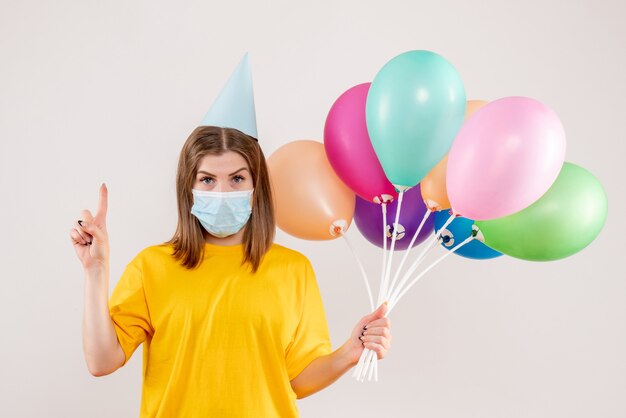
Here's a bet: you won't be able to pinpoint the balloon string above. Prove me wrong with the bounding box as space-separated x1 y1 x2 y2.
352 203 389 381
359 349 375 381
373 353 379 382
357 306 392 381
389 235 474 313
380 190 405 305
340 231 375 312
359 335 384 381
360 212 455 382
387 236 439 306
358 212 470 382
359 233 474 382
363 190 405 381
351 348 369 379
387 212 456 305
367 350 376 381
378 202 389 305
386 209 432 302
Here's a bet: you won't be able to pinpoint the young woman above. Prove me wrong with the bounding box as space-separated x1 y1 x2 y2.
70 126 392 417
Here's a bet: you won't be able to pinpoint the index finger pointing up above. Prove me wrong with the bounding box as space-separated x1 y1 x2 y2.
94 183 108 224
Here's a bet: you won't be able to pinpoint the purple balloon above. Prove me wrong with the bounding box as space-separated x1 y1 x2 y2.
354 185 434 250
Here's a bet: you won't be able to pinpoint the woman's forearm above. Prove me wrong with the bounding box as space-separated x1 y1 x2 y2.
82 266 125 376
289 342 358 399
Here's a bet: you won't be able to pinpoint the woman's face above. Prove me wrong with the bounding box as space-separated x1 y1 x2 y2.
193 151 253 192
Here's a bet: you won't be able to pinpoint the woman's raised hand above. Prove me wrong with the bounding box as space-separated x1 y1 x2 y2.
70 183 110 272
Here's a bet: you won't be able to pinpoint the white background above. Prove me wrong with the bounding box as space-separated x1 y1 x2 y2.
1 0 624 417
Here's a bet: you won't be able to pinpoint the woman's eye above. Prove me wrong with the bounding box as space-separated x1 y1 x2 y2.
200 177 214 185
233 175 245 183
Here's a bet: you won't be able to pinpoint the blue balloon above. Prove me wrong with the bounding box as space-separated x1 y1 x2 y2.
434 211 502 260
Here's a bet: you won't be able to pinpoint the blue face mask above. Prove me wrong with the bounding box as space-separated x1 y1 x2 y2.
190 189 253 238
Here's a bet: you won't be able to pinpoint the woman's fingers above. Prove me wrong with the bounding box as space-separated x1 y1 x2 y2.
361 326 392 341
359 322 392 360
78 219 104 243
74 220 93 244
362 341 388 360
69 228 89 246
80 209 94 222
78 209 93 222
360 334 391 350
93 183 108 225
78 209 95 241
364 316 391 330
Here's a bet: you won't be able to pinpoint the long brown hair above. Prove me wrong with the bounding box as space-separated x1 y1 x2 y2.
164 126 275 273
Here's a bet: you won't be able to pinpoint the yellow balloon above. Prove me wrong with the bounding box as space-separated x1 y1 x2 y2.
268 140 355 240
421 100 488 211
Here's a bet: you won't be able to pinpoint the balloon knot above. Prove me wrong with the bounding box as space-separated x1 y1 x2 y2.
329 219 348 237
447 209 461 218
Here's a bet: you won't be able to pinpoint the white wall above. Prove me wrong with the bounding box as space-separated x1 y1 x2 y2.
1 0 624 416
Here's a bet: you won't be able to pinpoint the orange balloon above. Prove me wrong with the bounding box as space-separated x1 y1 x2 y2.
267 140 355 240
421 100 488 211
465 99 488 117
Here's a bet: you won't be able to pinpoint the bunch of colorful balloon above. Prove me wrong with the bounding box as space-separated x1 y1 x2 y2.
267 50 608 382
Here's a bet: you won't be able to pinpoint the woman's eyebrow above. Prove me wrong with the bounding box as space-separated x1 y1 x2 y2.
197 168 249 176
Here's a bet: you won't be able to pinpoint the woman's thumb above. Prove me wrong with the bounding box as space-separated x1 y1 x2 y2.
363 301 388 322
376 301 389 317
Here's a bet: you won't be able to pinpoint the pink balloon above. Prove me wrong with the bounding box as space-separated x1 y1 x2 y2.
447 96 566 220
324 83 398 204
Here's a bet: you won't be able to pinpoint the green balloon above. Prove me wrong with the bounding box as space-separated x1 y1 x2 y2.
366 50 466 189
475 162 608 261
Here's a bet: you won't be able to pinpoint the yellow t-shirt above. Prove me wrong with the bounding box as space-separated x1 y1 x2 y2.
108 241 333 417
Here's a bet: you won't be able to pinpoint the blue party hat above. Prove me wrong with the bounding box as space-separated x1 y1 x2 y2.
199 53 258 139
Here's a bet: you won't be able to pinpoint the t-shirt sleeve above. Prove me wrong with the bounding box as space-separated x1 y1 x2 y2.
285 258 333 381
108 253 153 366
